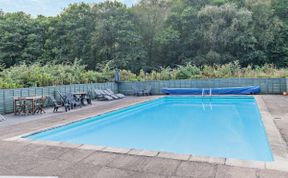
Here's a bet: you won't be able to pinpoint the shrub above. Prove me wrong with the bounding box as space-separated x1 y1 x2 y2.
0 61 288 89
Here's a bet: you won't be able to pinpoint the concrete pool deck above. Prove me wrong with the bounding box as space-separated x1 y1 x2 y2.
0 95 288 177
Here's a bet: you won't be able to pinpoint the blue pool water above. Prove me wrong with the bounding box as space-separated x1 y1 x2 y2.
26 96 273 161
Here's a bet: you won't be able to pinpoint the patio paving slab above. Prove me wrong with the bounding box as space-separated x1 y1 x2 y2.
93 167 141 178
57 148 96 163
60 163 102 178
257 169 288 178
142 157 181 176
175 161 217 178
262 95 288 146
107 154 154 172
36 146 73 160
215 165 257 178
82 151 122 167
24 159 71 176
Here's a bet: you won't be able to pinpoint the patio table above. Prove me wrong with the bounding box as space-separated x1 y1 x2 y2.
14 96 46 115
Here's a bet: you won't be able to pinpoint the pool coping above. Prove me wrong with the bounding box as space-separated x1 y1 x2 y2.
4 95 288 172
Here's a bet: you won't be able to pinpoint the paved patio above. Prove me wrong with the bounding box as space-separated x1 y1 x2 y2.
0 96 288 178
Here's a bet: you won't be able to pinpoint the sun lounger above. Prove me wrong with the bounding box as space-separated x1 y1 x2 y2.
106 89 125 98
101 89 119 99
94 89 113 101
55 89 66 102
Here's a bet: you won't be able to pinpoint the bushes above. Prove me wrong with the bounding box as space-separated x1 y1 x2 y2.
0 63 111 88
0 62 288 89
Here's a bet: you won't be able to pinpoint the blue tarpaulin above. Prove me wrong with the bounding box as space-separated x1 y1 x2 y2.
161 86 261 95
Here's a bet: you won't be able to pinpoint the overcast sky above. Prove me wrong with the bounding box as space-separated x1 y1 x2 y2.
0 0 137 16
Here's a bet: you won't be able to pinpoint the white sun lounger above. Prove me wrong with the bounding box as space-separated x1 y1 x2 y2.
106 88 125 98
101 89 120 99
94 89 113 101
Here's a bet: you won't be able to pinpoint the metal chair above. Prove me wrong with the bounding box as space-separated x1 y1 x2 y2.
49 95 70 112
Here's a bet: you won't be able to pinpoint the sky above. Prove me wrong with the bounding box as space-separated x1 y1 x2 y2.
0 0 137 17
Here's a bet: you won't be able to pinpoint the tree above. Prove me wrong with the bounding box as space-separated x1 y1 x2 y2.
196 4 251 64
0 12 39 67
0 0 287 71
90 1 145 72
132 0 170 71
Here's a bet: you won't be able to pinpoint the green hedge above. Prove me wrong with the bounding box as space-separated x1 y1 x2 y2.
1 61 288 89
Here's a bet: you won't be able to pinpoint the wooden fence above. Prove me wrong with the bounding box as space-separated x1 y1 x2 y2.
119 78 287 95
0 82 117 114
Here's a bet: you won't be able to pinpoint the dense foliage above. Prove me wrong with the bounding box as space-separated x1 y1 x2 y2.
1 62 287 89
0 0 287 72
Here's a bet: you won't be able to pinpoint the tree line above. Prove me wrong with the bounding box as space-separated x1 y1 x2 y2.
0 0 287 73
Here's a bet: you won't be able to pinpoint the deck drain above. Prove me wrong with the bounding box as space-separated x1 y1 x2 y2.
274 117 281 120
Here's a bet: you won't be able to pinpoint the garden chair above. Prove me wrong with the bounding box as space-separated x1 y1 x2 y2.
132 86 144 96
49 95 70 112
106 88 125 98
34 96 47 114
86 90 93 104
65 93 81 109
143 86 152 96
94 89 113 101
14 97 25 115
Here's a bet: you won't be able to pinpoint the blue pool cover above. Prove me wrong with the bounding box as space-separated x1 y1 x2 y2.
161 86 260 95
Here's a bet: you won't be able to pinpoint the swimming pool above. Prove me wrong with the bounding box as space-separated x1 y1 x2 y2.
26 96 273 161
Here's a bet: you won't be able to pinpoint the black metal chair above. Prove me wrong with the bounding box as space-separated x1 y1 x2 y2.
49 95 70 112
86 90 93 105
65 93 81 109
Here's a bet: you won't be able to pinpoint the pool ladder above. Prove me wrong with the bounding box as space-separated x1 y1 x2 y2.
201 88 213 110
201 88 212 98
